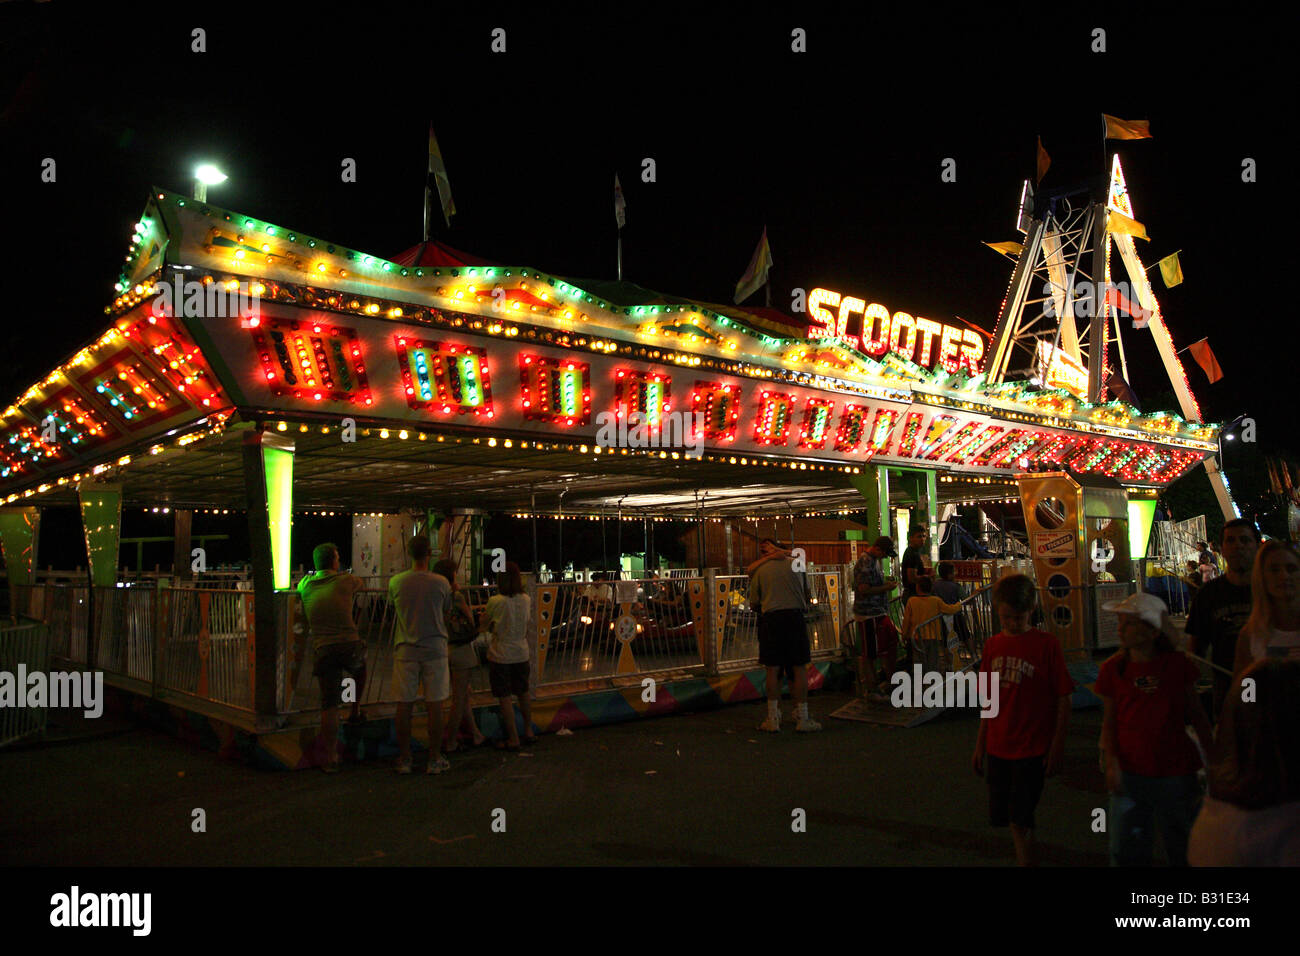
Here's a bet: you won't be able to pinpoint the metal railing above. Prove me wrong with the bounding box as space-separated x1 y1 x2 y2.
10 569 838 721
899 585 996 675
716 570 842 665
0 618 50 747
533 577 704 683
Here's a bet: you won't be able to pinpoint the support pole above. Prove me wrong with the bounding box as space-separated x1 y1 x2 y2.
530 487 539 575
172 509 193 581
241 428 294 723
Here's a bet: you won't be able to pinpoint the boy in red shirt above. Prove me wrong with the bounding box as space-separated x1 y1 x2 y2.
1097 592 1212 866
972 574 1074 866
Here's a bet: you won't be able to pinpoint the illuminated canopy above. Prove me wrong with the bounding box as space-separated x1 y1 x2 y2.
0 188 1220 512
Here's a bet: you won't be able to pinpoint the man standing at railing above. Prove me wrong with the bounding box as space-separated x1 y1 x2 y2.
389 535 453 775
850 537 900 702
748 538 821 733
297 542 367 773
900 526 930 604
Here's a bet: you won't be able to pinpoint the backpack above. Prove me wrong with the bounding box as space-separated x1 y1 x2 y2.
446 598 477 646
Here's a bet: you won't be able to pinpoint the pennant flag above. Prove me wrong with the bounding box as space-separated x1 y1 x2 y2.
734 228 773 305
1106 371 1140 409
1187 338 1223 384
1036 137 1051 184
984 240 1024 258
1103 114 1153 140
1104 284 1152 327
1157 251 1183 288
1107 210 1149 241
427 125 456 227
614 174 626 229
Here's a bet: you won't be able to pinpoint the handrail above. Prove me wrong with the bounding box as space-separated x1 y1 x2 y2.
904 584 995 658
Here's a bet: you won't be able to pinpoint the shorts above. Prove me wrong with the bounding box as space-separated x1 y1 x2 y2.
849 616 895 659
986 754 1047 829
489 660 531 698
313 641 367 708
392 657 450 703
758 608 812 668
448 641 479 671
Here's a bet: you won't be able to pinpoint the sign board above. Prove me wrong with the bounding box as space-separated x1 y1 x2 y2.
1036 340 1089 400
950 560 988 583
615 580 639 605
807 287 985 374
1032 529 1077 558
1093 582 1132 649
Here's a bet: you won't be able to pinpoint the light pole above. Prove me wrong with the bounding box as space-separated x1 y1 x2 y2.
193 164 228 202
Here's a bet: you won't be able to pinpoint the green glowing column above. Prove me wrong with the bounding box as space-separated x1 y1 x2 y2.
849 466 890 544
78 482 122 588
1127 495 1158 561
0 507 41 617
242 428 294 720
922 469 939 566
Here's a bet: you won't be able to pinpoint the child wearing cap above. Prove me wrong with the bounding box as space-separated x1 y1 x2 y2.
972 574 1074 866
1097 591 1213 866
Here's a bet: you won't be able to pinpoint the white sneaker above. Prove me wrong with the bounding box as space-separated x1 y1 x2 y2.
427 756 451 775
795 716 823 733
395 756 412 775
758 714 782 733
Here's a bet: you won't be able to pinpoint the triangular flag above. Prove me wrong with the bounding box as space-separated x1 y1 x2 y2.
1107 210 1149 241
1187 339 1223 384
1103 114 1153 140
614 174 626 229
734 228 773 305
983 240 1024 258
1157 251 1183 288
1036 136 1051 184
1106 371 1140 409
427 125 456 227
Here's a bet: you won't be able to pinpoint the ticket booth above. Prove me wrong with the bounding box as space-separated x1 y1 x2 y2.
1017 470 1136 651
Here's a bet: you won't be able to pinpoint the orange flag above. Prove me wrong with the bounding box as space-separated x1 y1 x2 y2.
1187 339 1223 384
1103 114 1153 140
1036 137 1051 184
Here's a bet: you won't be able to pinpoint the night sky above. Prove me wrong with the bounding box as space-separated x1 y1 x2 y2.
0 3 1288 560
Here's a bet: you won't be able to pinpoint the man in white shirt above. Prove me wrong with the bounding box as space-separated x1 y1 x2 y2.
388 535 453 775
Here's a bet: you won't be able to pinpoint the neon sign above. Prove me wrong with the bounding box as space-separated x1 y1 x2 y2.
1035 340 1088 399
807 287 985 375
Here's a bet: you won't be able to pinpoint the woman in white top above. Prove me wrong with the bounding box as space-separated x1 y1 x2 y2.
1232 540 1300 681
481 561 535 750
1189 658 1300 866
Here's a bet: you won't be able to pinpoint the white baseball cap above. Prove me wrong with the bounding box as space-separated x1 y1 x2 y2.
1103 591 1168 630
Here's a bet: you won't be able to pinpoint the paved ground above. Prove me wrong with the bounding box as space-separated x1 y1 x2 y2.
0 692 1112 866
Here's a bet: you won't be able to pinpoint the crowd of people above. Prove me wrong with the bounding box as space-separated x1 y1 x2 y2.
290 520 1297 866
843 519 1299 867
295 536 535 774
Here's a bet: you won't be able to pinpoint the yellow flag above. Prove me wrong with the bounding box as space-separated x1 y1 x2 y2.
1102 114 1153 140
1157 251 1183 288
1108 210 1149 241
734 228 773 305
984 241 1024 258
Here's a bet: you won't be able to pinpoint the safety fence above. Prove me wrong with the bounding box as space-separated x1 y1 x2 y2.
11 569 847 721
0 618 50 748
716 570 844 665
